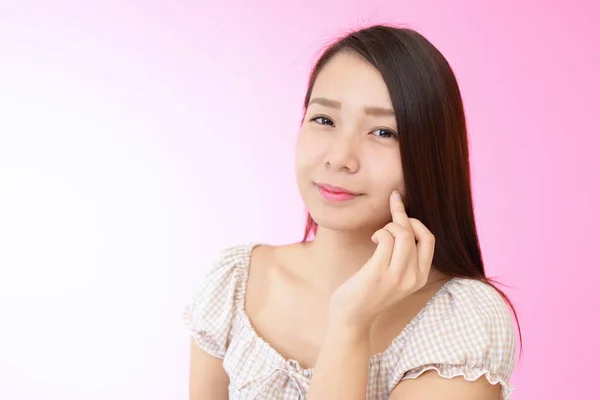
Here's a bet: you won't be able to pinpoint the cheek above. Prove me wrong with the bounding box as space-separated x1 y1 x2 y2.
295 129 325 173
294 136 309 174
367 153 404 193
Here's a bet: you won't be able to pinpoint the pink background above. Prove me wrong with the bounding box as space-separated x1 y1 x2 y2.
0 1 598 398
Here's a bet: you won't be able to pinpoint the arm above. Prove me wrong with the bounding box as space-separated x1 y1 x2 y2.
307 191 436 399
389 370 502 400
307 329 503 400
306 323 371 400
189 338 229 400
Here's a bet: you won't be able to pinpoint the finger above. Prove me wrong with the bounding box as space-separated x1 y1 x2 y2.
389 190 411 231
369 229 394 270
383 222 415 277
408 218 435 279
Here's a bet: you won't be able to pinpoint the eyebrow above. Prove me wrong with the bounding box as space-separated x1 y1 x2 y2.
308 97 395 117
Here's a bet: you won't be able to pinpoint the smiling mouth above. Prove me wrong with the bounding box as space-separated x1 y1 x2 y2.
315 183 361 202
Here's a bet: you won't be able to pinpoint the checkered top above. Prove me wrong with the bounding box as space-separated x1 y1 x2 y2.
183 243 516 399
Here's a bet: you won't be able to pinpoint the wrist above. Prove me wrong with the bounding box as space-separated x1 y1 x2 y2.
324 318 371 345
326 302 376 336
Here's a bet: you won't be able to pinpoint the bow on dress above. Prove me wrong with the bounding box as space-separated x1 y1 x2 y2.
243 359 311 400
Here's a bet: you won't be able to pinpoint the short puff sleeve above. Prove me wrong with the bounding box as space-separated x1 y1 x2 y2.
389 279 517 399
182 245 247 359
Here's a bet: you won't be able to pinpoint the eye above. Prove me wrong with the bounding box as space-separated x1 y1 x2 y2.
310 116 335 127
372 128 397 139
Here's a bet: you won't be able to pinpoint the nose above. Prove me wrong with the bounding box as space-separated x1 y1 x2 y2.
324 132 359 173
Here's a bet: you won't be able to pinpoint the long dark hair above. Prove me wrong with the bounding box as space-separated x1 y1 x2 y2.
300 24 522 350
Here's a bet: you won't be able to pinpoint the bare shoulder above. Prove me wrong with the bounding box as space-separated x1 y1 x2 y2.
246 243 278 288
246 242 309 308
248 242 307 284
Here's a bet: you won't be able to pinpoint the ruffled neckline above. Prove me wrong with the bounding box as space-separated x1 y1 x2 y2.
234 242 458 375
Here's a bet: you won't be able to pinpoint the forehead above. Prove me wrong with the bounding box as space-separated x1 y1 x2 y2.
311 52 393 108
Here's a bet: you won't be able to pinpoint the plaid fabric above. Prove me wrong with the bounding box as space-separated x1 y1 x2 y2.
183 243 516 399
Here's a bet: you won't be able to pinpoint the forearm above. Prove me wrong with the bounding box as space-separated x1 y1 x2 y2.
307 322 371 400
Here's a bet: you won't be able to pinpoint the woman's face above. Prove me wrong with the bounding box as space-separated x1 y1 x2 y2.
295 51 405 233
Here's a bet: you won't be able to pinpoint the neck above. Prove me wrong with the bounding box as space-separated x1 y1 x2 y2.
299 226 448 294
302 226 378 292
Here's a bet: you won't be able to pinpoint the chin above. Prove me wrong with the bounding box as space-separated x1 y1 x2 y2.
314 198 394 231
308 205 376 233
313 216 359 231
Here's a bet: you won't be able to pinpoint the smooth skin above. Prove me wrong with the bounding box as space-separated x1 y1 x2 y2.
189 52 502 399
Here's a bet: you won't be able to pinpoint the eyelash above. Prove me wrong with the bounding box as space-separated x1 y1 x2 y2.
309 116 398 139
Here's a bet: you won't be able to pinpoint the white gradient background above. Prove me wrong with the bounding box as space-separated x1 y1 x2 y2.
0 1 598 399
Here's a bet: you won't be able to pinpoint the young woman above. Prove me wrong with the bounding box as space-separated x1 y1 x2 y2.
184 24 518 400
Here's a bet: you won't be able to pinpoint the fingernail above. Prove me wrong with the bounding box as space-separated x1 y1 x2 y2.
392 190 401 200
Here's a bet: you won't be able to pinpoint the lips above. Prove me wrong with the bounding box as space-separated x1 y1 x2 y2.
316 183 359 195
315 183 361 202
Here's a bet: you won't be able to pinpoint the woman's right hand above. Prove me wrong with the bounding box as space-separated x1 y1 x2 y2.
327 190 436 330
